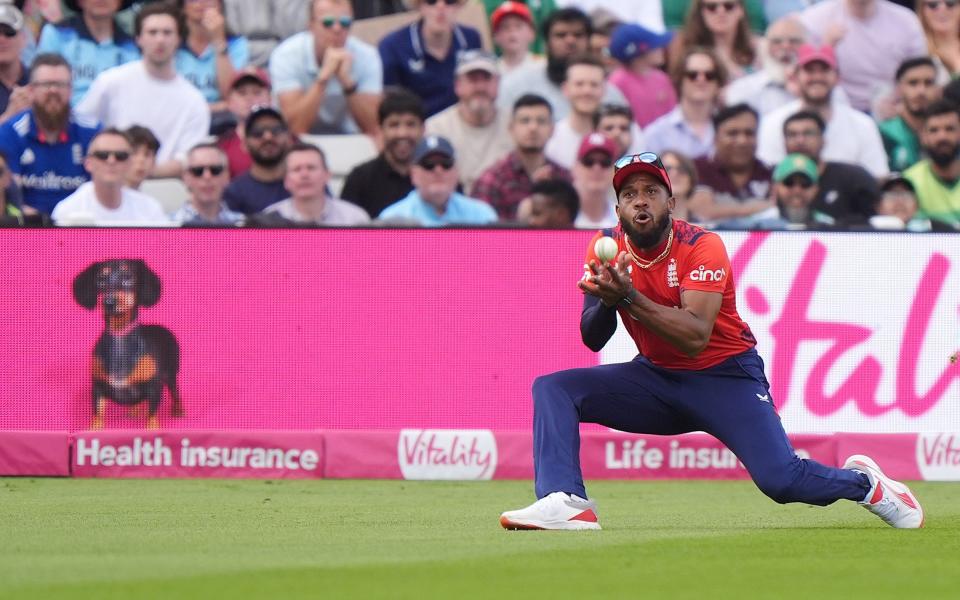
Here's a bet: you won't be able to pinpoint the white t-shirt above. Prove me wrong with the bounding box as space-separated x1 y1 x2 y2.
757 99 889 178
425 106 513 193
75 62 211 164
52 182 170 226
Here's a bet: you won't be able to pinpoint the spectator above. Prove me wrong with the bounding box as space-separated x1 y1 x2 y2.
593 103 636 158
490 1 541 76
660 150 697 221
663 0 767 33
36 0 139 106
798 0 926 112
587 8 620 75
724 15 807 115
425 50 512 192
217 66 272 177
223 106 293 214
917 0 960 83
472 93 571 221
222 0 306 67
341 88 424 218
545 54 619 169
671 0 758 81
869 173 956 231
559 0 665 33
880 57 940 173
379 134 498 226
572 132 617 228
76 2 210 178
755 153 837 230
689 103 775 227
175 0 248 109
483 0 556 55
172 143 244 224
783 110 879 225
757 45 889 177
0 4 29 124
260 142 368 225
905 99 960 226
378 0 481 118
644 46 727 159
525 178 578 228
124 125 159 190
607 23 676 127
52 127 168 225
271 0 381 136
498 7 627 120
0 53 98 215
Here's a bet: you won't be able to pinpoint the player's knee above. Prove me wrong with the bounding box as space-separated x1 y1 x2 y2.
532 372 578 409
754 472 800 504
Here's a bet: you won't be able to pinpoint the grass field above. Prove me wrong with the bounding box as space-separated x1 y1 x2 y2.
1 478 958 599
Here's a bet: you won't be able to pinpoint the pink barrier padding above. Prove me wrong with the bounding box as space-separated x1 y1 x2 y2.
493 431 534 479
834 433 923 480
0 431 70 476
322 430 401 479
72 430 323 479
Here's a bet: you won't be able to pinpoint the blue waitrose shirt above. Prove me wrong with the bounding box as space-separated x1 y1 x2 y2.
37 17 140 105
378 20 481 118
0 109 100 215
176 36 250 103
379 190 497 226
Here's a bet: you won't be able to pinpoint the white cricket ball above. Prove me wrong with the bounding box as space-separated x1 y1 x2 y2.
594 236 618 263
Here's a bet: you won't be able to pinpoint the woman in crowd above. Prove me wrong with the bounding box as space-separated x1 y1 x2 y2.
176 0 249 111
661 150 697 222
671 0 758 81
917 0 960 83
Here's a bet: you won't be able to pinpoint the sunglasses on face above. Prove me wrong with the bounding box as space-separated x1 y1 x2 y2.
581 157 613 168
684 69 718 82
782 176 814 189
187 164 225 177
423 0 460 5
247 124 287 139
319 15 353 29
924 0 959 8
419 157 454 171
702 1 738 13
89 150 131 162
0 24 18 38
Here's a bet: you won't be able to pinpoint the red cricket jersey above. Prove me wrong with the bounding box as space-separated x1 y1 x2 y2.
584 219 756 369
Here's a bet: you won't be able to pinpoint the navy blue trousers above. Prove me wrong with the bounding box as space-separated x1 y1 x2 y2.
532 349 870 505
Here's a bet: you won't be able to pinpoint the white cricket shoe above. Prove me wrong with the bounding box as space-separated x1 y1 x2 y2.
500 492 601 530
843 454 924 529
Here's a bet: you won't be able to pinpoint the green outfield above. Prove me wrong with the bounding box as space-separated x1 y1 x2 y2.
1 478 958 599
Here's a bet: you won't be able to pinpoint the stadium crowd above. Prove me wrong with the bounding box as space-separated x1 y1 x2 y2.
0 0 957 231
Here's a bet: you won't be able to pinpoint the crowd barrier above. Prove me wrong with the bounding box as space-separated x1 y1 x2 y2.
0 228 957 480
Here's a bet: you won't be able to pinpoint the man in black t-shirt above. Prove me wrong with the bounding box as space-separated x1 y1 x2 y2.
223 106 294 214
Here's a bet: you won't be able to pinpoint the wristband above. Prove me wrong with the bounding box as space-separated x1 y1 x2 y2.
617 288 638 308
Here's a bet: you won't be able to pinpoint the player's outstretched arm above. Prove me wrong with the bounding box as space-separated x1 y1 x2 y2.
580 294 617 352
625 289 722 358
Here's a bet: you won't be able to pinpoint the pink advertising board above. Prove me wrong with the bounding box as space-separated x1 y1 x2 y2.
0 229 957 436
0 431 70 476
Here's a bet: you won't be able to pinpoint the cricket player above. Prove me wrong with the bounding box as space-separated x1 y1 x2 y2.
500 152 924 530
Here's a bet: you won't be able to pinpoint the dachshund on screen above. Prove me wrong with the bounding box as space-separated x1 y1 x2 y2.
73 260 182 430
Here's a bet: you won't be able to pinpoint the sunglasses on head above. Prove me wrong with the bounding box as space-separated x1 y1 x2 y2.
581 156 613 168
89 150 130 162
702 1 738 13
782 175 814 189
924 0 959 8
684 69 718 82
423 0 460 5
319 15 353 28
247 124 287 139
615 152 665 172
0 24 17 38
187 164 225 177
419 157 454 170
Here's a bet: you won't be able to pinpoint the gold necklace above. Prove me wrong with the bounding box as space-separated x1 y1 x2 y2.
625 228 674 270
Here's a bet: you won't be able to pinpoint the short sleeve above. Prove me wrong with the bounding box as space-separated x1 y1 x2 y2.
354 42 383 94
679 232 731 294
36 24 60 53
268 39 304 95
227 36 250 70
378 33 401 87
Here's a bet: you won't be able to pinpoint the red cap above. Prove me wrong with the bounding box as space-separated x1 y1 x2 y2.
796 44 837 70
491 1 533 32
229 67 271 91
577 132 617 161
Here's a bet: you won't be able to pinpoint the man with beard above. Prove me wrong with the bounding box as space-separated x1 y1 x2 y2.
341 88 425 218
0 53 99 216
472 93 570 221
724 16 806 115
880 58 940 173
757 44 889 178
217 67 273 178
754 153 837 230
497 7 626 121
905 99 960 227
425 50 512 192
223 106 294 214
499 151 925 531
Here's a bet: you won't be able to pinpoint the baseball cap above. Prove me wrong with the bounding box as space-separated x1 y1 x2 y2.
577 132 617 162
612 152 673 196
491 1 533 32
413 135 455 164
880 173 916 194
773 153 819 183
455 49 499 77
229 67 271 91
245 105 286 131
0 4 24 31
796 44 837 70
608 24 673 63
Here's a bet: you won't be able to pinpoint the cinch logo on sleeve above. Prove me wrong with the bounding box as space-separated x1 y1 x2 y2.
689 265 726 282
